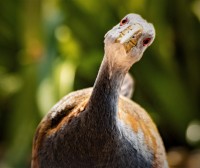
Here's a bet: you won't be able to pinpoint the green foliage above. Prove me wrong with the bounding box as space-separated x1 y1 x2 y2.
0 0 199 167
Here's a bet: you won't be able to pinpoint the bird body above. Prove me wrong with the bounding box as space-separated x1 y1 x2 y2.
32 14 168 168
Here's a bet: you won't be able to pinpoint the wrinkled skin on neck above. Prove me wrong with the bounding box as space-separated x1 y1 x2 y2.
103 42 136 76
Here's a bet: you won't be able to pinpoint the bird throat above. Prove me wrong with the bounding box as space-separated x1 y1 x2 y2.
87 53 127 129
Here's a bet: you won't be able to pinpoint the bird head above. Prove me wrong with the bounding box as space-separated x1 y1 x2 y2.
104 14 155 65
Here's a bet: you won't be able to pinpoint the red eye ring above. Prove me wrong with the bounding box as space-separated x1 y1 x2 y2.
120 18 128 26
143 38 151 46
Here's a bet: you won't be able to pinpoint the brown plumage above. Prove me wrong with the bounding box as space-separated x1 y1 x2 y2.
32 13 168 168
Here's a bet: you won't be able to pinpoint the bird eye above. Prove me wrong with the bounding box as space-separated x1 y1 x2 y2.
120 18 128 26
143 38 151 46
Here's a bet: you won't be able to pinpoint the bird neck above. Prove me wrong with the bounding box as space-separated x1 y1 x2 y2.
86 54 128 128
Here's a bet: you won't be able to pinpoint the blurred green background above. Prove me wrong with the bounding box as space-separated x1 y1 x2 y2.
0 0 200 167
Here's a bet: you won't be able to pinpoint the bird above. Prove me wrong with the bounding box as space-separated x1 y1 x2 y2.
31 13 168 168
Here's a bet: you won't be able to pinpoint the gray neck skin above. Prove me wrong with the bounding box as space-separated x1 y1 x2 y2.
86 55 127 130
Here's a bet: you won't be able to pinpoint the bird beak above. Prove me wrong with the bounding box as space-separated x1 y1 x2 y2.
115 24 143 52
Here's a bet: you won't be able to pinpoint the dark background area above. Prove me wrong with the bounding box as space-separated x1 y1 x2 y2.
0 0 200 167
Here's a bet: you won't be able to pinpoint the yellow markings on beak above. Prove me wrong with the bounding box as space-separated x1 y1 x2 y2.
115 25 143 52
115 25 142 53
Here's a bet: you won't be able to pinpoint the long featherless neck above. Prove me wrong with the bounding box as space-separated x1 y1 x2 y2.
86 44 130 128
